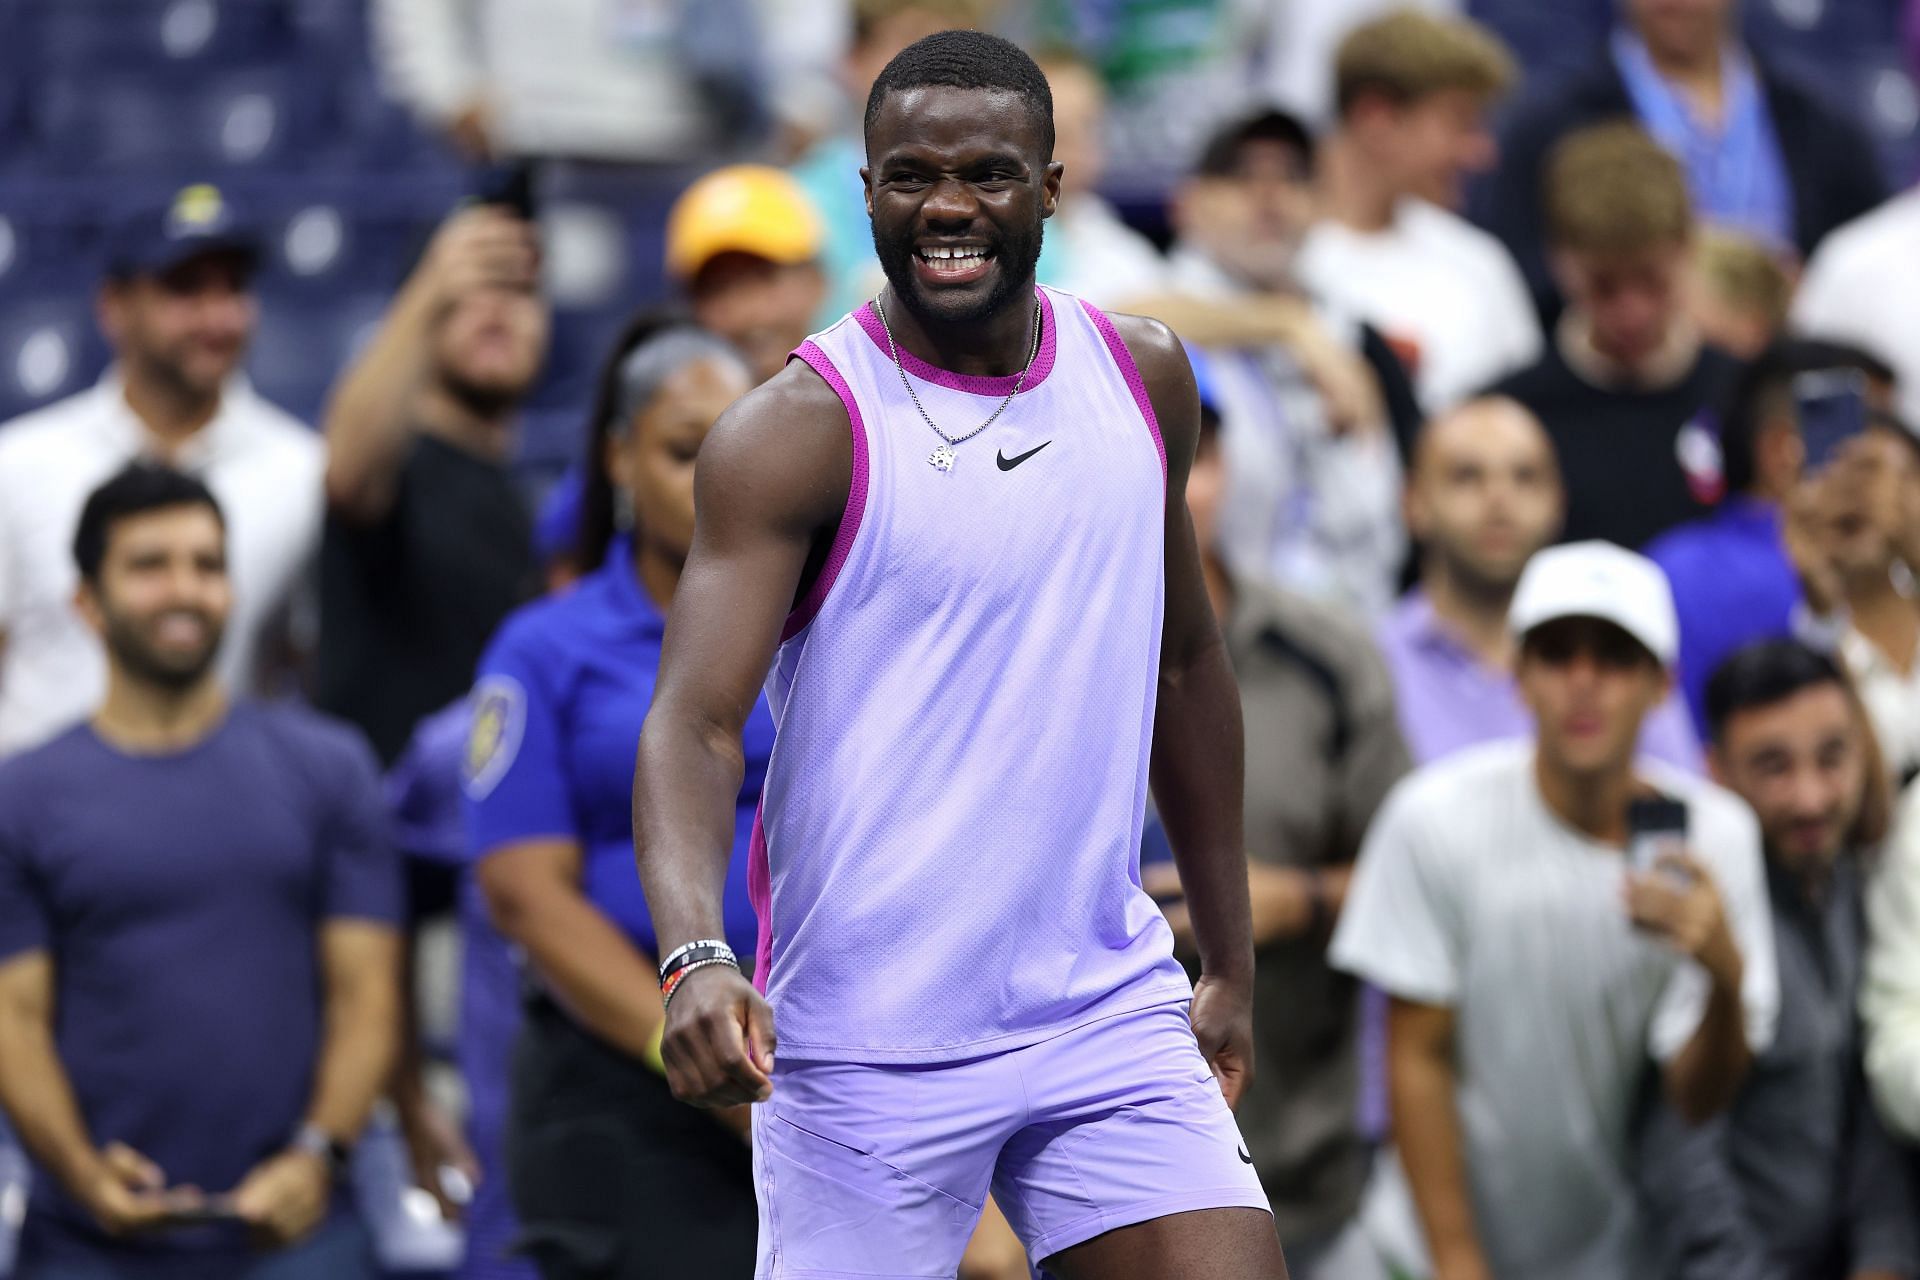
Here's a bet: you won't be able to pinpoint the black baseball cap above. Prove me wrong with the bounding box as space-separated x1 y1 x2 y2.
106 184 260 281
1194 108 1317 179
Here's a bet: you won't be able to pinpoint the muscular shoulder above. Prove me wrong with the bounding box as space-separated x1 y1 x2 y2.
696 356 853 535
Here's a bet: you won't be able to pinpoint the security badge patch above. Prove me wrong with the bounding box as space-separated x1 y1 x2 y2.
463 675 527 800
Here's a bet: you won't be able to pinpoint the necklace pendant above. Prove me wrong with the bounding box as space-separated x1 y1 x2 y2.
928 443 956 472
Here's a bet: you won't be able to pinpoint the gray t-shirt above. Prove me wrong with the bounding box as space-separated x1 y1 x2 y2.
1330 740 1779 1279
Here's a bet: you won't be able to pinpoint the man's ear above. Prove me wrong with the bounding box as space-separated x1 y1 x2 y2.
73 577 107 639
860 166 874 219
1041 161 1064 220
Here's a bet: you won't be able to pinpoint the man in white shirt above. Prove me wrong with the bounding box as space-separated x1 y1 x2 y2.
1793 187 1920 436
1332 540 1778 1280
0 185 323 757
1131 110 1410 617
1295 9 1541 412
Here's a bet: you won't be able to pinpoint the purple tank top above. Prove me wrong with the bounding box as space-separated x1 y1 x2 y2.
747 287 1193 1063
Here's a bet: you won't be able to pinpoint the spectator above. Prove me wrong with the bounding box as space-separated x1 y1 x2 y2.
1690 228 1793 360
1649 340 1901 736
1787 423 1920 784
1145 366 1406 1280
1480 0 1886 315
463 321 771 1276
370 0 768 163
664 166 829 387
1379 395 1701 768
789 0 999 324
1137 109 1409 616
1031 51 1171 304
0 184 324 758
0 464 402 1278
1294 9 1542 413
1489 122 1741 550
315 204 547 767
1868 778 1920 1144
1333 540 1777 1280
1637 640 1916 1280
1794 186 1920 435
386 702 531 1280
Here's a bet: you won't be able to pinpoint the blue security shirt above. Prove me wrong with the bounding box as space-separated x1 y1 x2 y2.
0 704 402 1266
1648 496 1803 736
387 703 533 1280
464 538 772 965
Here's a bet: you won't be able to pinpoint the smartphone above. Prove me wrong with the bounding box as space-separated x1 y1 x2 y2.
474 161 538 221
1627 795 1688 876
1796 368 1869 472
161 1197 246 1228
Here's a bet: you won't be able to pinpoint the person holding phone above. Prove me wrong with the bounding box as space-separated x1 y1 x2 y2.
1637 640 1917 1280
1332 541 1778 1280
1649 339 1899 735
0 465 403 1279
1785 411 1920 783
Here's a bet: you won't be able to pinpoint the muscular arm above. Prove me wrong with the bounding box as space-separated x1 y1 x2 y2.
1390 997 1492 1280
1109 313 1255 1103
302 920 402 1145
632 360 849 1106
478 838 665 1059
0 952 104 1199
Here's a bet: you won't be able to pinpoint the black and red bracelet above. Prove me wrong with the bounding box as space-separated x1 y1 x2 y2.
662 956 740 1011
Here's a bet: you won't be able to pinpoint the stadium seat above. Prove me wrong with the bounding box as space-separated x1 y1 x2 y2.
248 288 389 424
0 291 108 425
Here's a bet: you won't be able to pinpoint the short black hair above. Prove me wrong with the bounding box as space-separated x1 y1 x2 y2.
1704 639 1847 743
1195 108 1316 178
864 30 1055 160
1719 338 1897 495
73 463 225 583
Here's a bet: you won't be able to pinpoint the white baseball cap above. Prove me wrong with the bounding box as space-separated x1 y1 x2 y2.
1508 540 1679 668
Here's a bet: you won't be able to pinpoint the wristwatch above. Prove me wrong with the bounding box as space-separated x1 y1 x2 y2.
289 1123 353 1179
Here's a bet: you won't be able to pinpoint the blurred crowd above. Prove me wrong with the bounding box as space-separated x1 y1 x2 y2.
4 0 1920 1278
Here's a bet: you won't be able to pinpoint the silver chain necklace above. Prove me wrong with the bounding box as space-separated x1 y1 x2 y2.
875 292 1042 473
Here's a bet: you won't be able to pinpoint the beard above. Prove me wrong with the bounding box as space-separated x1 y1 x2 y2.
102 607 224 693
441 366 527 420
871 214 1046 328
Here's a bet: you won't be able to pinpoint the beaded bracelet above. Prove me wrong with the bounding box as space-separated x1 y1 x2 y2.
661 955 740 1012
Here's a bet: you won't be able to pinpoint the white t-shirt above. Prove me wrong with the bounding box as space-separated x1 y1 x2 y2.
1295 200 1542 412
0 371 325 756
1841 625 1920 786
1793 187 1920 436
1045 194 1169 311
1330 740 1778 1280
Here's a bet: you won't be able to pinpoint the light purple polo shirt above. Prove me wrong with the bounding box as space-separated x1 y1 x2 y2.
1375 590 1703 772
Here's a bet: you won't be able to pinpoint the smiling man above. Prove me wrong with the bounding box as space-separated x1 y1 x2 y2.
632 28 1284 1280
1636 640 1918 1280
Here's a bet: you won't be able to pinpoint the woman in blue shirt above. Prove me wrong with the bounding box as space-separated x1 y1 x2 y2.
463 315 768 1279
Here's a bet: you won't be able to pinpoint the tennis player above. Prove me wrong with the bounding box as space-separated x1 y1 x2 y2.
634 30 1285 1280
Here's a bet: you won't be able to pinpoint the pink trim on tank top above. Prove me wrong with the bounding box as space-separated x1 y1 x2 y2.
782 341 871 643
747 802 772 994
852 289 1059 395
1078 300 1166 485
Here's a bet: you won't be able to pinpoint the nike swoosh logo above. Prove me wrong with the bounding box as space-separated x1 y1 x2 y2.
996 441 1052 471
1237 1145 1253 1165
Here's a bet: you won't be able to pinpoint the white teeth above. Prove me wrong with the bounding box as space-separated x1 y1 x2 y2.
921 247 988 262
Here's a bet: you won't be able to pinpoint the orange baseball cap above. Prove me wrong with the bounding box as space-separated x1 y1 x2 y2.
665 165 826 281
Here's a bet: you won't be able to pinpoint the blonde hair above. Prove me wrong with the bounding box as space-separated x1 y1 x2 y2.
1544 121 1693 255
1694 229 1794 333
1335 9 1516 116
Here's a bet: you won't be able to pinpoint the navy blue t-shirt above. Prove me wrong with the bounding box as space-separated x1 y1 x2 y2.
0 703 403 1263
464 538 773 965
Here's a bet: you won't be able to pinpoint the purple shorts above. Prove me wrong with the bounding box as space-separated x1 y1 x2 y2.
750 999 1272 1278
